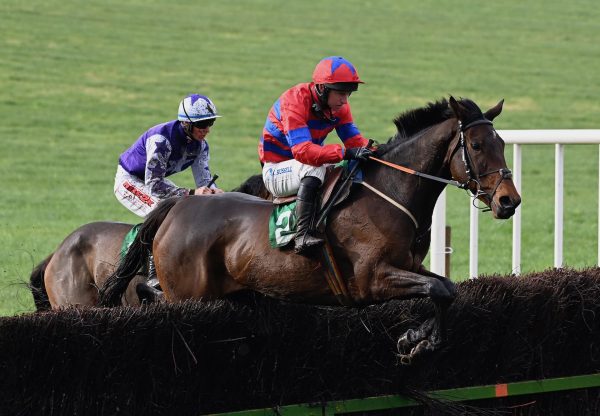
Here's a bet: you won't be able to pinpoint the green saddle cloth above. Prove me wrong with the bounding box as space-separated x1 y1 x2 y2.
269 201 297 248
120 223 142 260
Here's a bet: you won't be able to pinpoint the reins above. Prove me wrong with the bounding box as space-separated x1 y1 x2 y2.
369 118 496 191
362 117 513 221
368 156 465 189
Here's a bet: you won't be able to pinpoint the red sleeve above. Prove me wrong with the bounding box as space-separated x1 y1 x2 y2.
344 135 370 149
335 105 369 148
291 141 344 166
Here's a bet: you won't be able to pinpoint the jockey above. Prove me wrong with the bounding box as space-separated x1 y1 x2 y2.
259 56 373 254
115 93 224 218
115 93 224 288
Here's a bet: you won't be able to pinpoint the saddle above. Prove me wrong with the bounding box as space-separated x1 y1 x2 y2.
268 163 356 248
272 164 353 214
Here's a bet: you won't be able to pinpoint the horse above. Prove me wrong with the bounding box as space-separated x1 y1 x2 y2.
99 96 521 362
29 181 260 311
29 222 149 310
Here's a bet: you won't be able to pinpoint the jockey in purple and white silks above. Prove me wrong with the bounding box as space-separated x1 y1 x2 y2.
114 94 224 218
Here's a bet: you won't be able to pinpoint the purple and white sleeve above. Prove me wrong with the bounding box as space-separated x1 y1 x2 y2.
191 142 214 188
145 135 189 198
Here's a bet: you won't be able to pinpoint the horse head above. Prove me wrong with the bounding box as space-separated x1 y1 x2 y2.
446 96 521 219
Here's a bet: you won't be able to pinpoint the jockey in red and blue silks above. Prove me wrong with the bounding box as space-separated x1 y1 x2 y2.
259 56 374 254
115 94 224 218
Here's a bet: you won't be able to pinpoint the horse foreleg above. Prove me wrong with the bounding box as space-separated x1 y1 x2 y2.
416 264 457 298
397 300 451 365
366 266 456 364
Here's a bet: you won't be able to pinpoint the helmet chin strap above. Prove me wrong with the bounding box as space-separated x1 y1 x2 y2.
181 100 195 139
312 84 335 122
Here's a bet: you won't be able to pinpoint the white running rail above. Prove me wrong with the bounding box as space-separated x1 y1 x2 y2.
430 129 600 278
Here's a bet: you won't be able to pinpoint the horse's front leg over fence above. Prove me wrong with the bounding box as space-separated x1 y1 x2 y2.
367 265 456 364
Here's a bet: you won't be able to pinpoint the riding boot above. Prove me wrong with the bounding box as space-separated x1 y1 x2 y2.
294 176 325 254
147 251 161 289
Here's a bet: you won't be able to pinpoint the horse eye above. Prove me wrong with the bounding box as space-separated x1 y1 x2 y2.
471 142 481 151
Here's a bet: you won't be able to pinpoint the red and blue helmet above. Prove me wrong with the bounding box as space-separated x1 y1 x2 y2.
312 56 364 92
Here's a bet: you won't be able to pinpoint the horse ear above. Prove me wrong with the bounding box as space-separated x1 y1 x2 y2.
448 96 462 118
484 99 504 121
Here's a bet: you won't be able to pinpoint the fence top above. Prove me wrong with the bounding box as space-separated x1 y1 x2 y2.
498 129 600 144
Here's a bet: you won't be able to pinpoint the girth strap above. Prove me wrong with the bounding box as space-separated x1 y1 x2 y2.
320 239 353 306
360 181 419 229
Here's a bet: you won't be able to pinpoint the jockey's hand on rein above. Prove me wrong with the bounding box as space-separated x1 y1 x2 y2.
194 186 218 195
344 146 374 161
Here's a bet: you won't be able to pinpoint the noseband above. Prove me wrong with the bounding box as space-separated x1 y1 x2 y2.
362 117 513 225
456 119 513 210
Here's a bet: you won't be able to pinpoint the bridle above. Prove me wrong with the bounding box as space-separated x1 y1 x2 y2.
362 117 513 225
453 119 513 211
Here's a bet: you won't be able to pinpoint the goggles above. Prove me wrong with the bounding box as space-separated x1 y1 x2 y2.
193 119 215 129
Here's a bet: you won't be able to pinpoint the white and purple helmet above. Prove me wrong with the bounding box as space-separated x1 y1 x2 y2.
177 94 221 122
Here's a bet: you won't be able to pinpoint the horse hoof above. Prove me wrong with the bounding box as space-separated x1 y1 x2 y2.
396 329 416 352
411 339 432 355
396 340 434 366
397 353 412 366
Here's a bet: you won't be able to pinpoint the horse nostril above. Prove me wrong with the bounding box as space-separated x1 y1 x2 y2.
499 195 513 209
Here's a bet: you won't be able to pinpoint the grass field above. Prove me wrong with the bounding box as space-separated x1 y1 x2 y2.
1 0 599 316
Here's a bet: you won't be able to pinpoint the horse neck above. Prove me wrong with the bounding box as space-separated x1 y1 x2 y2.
364 119 458 227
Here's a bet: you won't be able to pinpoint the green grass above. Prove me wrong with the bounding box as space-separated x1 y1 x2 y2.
1 0 599 315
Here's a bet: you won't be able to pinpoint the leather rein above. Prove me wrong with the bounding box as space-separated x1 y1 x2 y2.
362 118 513 224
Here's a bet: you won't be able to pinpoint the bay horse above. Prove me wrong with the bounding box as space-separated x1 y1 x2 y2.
100 97 521 362
29 180 268 311
29 222 147 310
29 180 266 311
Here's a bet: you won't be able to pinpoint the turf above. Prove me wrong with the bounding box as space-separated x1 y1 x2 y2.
1 0 599 315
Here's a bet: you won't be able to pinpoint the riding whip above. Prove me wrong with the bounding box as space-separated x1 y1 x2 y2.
207 174 219 188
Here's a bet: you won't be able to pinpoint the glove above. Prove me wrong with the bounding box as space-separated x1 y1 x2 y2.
343 146 374 161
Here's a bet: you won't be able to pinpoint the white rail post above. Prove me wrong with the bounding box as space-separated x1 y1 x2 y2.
431 130 600 278
469 199 479 279
431 190 447 276
512 144 522 275
554 143 564 268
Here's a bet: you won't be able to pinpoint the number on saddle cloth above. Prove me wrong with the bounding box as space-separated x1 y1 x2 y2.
269 202 298 248
267 160 360 249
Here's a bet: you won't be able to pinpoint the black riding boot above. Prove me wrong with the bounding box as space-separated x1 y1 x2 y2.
294 176 324 254
147 251 160 289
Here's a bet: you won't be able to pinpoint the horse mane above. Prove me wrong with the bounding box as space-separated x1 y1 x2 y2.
391 98 452 141
378 97 484 153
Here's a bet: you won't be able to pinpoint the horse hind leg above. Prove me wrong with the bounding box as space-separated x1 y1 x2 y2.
44 249 97 307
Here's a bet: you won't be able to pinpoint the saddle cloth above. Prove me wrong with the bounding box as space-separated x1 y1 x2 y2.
268 162 356 248
120 223 142 260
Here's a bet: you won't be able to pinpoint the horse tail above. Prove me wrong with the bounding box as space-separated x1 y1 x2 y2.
99 197 180 307
232 174 271 200
29 254 53 311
